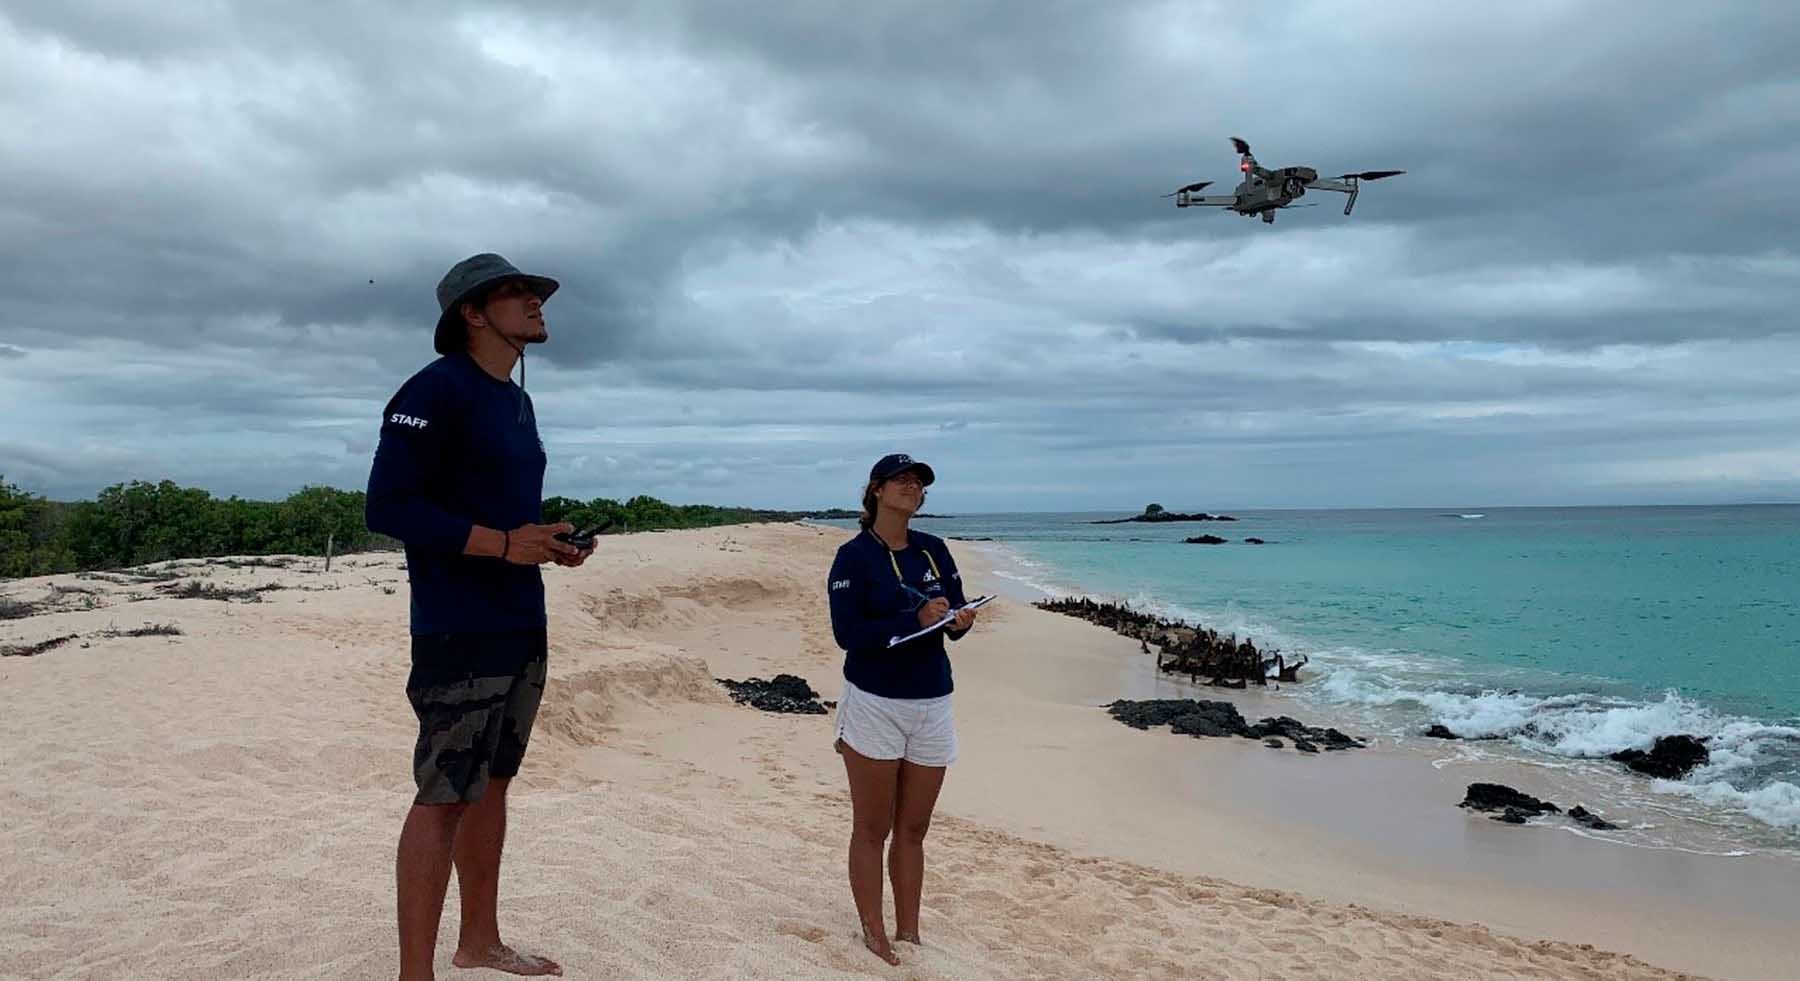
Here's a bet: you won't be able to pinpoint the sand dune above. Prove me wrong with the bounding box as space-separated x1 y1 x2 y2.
0 526 1730 978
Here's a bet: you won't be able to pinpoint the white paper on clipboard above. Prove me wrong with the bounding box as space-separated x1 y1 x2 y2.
887 595 994 647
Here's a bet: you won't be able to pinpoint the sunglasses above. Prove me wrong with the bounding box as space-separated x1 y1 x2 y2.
485 280 540 302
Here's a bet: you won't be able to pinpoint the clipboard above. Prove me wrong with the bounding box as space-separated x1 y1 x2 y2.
887 595 994 647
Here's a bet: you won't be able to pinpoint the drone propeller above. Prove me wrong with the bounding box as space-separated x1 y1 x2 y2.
1230 137 1251 156
1161 180 1212 197
1339 170 1404 181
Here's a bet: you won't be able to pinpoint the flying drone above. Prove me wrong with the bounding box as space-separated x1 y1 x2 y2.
1165 137 1403 223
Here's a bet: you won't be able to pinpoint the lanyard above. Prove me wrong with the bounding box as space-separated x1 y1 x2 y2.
889 544 941 584
870 530 941 585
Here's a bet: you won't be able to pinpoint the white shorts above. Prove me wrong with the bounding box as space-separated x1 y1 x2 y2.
833 679 958 767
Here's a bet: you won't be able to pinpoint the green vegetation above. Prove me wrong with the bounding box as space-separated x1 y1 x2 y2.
0 475 843 579
1 477 76 578
539 495 838 535
0 476 387 577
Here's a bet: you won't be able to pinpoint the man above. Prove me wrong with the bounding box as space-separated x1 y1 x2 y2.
366 252 588 979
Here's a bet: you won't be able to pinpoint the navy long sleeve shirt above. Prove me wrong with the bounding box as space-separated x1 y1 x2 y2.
828 528 970 699
365 353 547 636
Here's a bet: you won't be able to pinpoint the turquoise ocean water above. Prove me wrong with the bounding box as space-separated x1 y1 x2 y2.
819 506 1800 848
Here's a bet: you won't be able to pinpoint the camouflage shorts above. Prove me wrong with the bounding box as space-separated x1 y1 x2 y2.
405 630 547 806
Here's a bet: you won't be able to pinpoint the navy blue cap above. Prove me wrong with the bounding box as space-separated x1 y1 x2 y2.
870 453 934 485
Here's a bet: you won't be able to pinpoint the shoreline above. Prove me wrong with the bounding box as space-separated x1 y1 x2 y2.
948 531 1800 854
945 541 1799 980
4 524 1793 978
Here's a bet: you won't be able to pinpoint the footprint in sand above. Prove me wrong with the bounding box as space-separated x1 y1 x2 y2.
774 921 828 944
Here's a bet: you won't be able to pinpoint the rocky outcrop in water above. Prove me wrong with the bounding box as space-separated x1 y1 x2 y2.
1610 735 1709 779
1459 783 1561 822
1104 699 1365 753
1458 783 1623 831
1568 806 1620 830
716 674 829 715
1421 724 1516 742
1035 597 1184 638
1035 598 1308 686
1183 535 1228 545
1092 510 1237 524
1250 716 1364 751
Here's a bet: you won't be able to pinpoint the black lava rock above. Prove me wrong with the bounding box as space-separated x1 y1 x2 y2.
1183 535 1229 545
1423 724 1459 739
1245 716 1366 750
1264 738 1284 748
1243 715 1306 740
1610 735 1710 780
1170 704 1248 738
1568 806 1620 831
716 674 828 715
1459 783 1561 817
1105 699 1222 731
1104 700 1366 753
1493 807 1532 824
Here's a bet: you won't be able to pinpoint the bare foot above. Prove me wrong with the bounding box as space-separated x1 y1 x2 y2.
895 929 922 945
862 931 902 966
452 943 563 976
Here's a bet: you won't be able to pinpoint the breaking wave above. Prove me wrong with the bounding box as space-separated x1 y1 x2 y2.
1315 663 1800 833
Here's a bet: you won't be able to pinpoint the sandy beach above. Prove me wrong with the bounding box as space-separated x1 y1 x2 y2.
4 523 1795 980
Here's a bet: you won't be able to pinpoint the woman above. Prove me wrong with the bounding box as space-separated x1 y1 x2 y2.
826 453 978 966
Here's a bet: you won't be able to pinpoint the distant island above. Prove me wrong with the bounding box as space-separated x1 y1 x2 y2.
1092 504 1237 525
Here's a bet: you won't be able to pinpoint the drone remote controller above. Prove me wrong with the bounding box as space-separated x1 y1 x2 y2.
554 518 615 550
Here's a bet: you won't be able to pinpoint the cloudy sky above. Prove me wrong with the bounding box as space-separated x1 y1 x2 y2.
3 1 1797 512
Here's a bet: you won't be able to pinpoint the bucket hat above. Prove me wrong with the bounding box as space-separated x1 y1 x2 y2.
433 253 559 354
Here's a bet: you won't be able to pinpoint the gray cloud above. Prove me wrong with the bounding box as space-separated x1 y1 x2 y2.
1 2 1798 509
